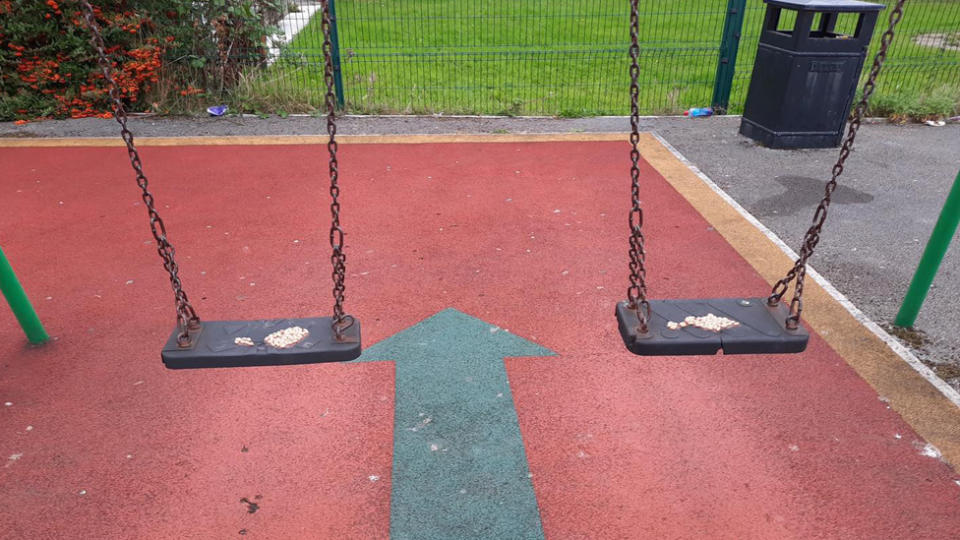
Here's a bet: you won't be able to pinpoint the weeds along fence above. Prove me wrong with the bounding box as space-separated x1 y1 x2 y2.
230 0 959 116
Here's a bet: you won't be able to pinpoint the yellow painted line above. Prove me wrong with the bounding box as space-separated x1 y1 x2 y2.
0 133 628 148
639 132 960 469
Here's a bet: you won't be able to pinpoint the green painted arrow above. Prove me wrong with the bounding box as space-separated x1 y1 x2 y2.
357 308 555 540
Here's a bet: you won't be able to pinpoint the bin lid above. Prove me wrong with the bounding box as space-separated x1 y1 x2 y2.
764 0 885 12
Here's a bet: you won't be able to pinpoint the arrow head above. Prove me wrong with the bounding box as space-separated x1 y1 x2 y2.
356 308 555 363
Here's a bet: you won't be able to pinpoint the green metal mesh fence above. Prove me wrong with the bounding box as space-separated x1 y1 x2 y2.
246 0 959 116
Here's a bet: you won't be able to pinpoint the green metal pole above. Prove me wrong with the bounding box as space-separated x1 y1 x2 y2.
895 170 960 328
0 246 49 344
712 0 747 113
329 0 346 109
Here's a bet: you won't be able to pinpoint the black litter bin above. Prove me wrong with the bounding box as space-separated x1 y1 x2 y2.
739 0 885 149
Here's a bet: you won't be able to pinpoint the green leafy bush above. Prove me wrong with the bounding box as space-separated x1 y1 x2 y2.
0 0 284 121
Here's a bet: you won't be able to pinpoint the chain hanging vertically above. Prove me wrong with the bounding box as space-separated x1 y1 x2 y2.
768 0 908 330
79 0 200 347
321 0 353 340
625 0 650 333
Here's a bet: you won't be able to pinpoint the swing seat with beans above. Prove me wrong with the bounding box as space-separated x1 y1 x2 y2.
615 298 808 356
81 0 359 369
159 318 360 370
614 0 906 355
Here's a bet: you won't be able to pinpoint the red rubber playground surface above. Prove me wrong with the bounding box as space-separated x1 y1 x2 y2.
2 136 959 538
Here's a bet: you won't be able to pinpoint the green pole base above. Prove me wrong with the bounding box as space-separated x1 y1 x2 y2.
894 169 960 328
0 246 50 345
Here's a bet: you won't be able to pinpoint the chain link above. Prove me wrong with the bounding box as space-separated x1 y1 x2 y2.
769 0 908 329
626 0 650 333
321 0 354 339
80 0 200 346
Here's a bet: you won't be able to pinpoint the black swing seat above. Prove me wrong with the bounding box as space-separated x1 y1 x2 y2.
161 317 361 369
616 298 808 356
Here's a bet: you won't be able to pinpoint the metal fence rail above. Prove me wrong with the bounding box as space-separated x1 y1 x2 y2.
245 0 959 116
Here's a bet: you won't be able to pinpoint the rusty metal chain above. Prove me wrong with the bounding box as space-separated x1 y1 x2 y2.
769 0 908 330
626 0 650 333
79 0 200 347
321 0 353 339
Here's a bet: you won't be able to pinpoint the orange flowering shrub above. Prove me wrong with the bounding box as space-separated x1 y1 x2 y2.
1 1 281 121
1 1 175 120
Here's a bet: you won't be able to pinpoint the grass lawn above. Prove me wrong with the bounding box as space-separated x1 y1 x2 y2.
239 0 960 117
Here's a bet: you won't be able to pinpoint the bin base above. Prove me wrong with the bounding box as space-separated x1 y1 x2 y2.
739 118 843 149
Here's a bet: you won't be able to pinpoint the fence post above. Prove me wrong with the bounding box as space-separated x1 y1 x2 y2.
712 0 748 113
895 170 960 328
329 0 345 109
0 246 49 345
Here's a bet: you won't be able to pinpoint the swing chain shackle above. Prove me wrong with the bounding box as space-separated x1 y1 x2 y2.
625 0 650 334
321 0 354 340
768 0 908 331
79 0 200 347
